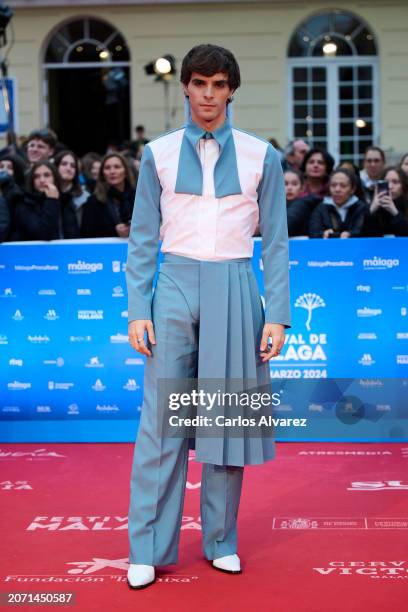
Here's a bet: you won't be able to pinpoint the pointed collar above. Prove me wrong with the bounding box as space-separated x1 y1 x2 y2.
183 115 232 150
175 115 242 198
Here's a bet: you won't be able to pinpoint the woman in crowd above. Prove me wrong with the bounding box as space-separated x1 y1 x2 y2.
336 161 366 201
299 148 334 198
9 160 80 241
309 168 367 238
55 150 90 227
284 169 322 237
81 152 136 238
80 152 102 193
399 153 408 177
362 166 408 237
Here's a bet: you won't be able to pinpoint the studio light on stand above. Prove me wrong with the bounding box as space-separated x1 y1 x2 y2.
144 54 176 131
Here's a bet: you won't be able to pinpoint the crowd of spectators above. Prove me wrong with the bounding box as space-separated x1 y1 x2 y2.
279 139 408 238
0 124 407 243
0 125 147 243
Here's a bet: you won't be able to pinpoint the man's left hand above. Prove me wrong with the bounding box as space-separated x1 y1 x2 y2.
260 323 285 362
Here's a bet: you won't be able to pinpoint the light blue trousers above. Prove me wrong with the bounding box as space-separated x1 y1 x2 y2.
128 252 276 565
128 257 244 565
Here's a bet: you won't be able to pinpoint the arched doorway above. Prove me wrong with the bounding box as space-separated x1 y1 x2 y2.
287 10 378 165
43 17 131 155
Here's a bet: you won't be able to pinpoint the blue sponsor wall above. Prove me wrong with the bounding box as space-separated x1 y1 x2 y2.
0 238 407 442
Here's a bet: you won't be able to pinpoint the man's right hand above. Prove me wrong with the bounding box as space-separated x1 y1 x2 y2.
128 320 156 357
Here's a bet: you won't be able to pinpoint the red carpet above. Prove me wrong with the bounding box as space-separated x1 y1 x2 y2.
1 442 407 611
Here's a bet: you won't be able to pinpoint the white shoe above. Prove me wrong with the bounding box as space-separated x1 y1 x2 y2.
127 564 155 589
212 554 242 574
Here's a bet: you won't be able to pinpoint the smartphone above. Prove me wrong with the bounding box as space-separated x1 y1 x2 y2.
377 180 389 196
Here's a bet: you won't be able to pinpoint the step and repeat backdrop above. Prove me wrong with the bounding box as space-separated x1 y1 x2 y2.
0 237 407 442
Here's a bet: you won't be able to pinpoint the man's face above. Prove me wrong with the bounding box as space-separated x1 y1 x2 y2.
291 140 309 168
27 138 53 163
363 149 384 180
183 72 234 127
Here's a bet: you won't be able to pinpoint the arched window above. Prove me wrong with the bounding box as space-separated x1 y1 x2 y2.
287 10 378 165
43 18 131 154
44 17 130 64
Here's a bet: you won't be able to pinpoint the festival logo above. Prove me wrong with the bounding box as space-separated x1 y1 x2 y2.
67 260 103 274
7 381 31 391
356 307 382 317
294 293 325 331
363 256 400 270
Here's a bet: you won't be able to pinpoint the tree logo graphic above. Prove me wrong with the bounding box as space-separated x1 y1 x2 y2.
295 293 325 331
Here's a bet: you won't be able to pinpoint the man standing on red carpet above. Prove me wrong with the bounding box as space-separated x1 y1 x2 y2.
126 44 290 589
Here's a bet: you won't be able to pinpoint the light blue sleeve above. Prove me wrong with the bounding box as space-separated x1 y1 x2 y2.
126 145 162 322
257 143 291 328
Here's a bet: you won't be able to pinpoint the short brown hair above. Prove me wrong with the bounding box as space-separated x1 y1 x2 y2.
27 128 57 149
180 44 241 91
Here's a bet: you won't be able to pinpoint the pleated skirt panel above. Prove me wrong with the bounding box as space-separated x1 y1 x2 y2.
152 253 276 466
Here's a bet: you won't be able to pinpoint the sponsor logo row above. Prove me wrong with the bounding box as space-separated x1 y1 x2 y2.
6 379 142 392
1 403 140 415
5 260 127 274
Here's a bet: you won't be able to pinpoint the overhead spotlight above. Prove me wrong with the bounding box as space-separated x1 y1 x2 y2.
144 55 177 130
323 42 337 56
99 50 110 60
155 57 171 75
144 54 176 81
